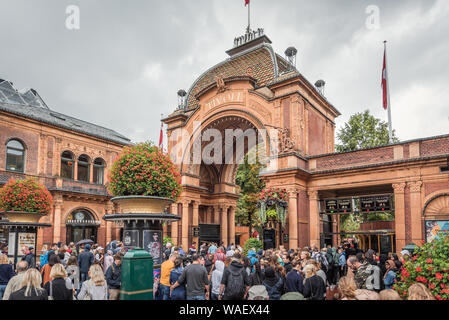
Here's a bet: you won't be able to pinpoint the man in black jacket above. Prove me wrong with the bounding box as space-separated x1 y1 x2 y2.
78 244 94 285
285 261 304 294
106 255 122 300
219 253 250 300
22 246 36 269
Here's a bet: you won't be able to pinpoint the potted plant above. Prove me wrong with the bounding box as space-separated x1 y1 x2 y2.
257 187 288 227
0 178 53 223
107 142 182 214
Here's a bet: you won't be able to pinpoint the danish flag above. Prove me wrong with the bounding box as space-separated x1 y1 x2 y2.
382 44 388 110
245 0 250 6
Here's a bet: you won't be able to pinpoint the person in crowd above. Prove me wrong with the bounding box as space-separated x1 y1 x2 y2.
224 256 232 269
22 246 36 269
69 242 78 257
164 242 173 261
58 247 66 266
247 285 269 300
103 250 114 274
285 260 304 294
210 260 224 300
44 263 73 300
300 250 311 271
105 254 122 300
379 289 402 300
242 257 252 276
215 247 226 263
46 243 58 263
189 242 197 255
2 260 28 300
219 253 250 300
66 256 80 296
262 266 284 300
9 268 48 300
0 254 15 299
62 245 71 266
204 254 214 275
41 254 60 287
226 246 235 257
354 289 380 300
160 252 178 300
169 257 185 300
399 250 410 264
407 283 435 300
337 276 357 300
95 246 104 268
208 243 218 255
78 244 94 284
307 259 327 288
378 253 388 290
346 255 374 290
199 243 208 257
383 260 397 290
249 261 264 286
338 247 347 277
303 264 326 300
77 264 108 300
171 254 209 300
40 245 48 268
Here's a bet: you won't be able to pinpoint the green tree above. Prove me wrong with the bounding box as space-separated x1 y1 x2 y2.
336 110 399 152
235 153 265 226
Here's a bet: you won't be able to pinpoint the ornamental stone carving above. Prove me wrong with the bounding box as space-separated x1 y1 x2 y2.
279 128 295 154
392 182 406 193
408 181 423 193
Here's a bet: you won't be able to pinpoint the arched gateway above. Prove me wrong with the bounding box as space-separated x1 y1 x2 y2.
163 29 449 253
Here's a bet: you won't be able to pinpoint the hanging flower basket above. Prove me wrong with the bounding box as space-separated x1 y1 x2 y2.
257 187 288 227
0 178 53 224
107 142 182 214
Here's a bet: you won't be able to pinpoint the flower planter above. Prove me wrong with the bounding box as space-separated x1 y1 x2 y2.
111 196 173 214
1 211 47 224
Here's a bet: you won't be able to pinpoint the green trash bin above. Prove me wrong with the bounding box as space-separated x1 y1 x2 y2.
120 248 153 300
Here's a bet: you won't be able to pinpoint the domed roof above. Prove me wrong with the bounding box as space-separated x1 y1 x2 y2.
184 43 290 111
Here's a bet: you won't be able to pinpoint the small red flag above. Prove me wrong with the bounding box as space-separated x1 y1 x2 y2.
158 122 163 149
381 46 388 110
245 0 250 6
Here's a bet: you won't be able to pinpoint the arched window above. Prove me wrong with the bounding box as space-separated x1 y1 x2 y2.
77 154 90 182
6 139 25 172
61 151 74 179
93 158 105 184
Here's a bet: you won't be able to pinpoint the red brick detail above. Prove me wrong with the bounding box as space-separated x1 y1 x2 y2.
297 190 309 248
424 182 449 197
404 188 411 244
46 137 54 175
308 111 326 156
421 137 449 157
403 145 410 159
282 98 290 130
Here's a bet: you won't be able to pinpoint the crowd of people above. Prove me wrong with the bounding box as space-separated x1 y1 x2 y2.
0 240 126 300
156 241 436 301
0 239 438 300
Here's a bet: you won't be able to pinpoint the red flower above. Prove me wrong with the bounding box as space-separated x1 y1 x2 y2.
416 267 422 272
427 259 433 264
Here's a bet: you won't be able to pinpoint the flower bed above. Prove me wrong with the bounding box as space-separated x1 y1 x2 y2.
0 178 53 215
107 142 182 201
394 231 449 300
257 187 288 226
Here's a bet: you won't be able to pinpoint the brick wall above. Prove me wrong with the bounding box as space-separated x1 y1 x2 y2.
297 190 309 248
425 181 449 197
421 136 449 157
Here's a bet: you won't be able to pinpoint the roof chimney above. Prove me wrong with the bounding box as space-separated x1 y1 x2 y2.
314 80 326 96
284 46 298 70
177 89 187 110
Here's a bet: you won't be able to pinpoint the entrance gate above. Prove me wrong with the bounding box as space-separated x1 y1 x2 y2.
199 224 220 245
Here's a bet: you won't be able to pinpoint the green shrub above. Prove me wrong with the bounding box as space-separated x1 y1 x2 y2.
163 237 173 247
243 238 262 256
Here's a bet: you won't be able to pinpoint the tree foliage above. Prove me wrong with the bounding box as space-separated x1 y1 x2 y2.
335 110 399 152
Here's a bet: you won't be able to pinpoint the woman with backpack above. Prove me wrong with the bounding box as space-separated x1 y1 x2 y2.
262 266 283 300
77 264 108 300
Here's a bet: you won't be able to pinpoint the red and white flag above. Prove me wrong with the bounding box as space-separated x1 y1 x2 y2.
381 43 388 110
245 0 250 6
158 122 163 149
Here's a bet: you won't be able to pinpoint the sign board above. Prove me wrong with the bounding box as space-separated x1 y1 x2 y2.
360 197 375 212
192 227 200 237
143 230 162 266
325 200 338 214
18 233 35 251
375 195 391 211
123 230 139 248
338 199 352 213
283 234 289 243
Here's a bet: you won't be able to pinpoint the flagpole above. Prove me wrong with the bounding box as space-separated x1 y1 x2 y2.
384 41 393 143
247 2 251 33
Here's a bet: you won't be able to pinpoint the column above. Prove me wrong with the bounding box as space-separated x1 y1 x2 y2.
192 201 199 247
409 181 423 245
308 190 320 248
221 205 228 247
181 200 190 252
288 189 298 250
214 205 220 224
53 195 63 243
170 204 178 246
393 183 406 253
73 158 78 180
229 206 236 246
89 161 94 183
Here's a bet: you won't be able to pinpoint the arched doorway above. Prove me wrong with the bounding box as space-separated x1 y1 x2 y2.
66 209 100 244
423 193 449 243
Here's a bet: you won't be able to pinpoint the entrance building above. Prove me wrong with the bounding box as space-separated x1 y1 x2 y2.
163 28 449 253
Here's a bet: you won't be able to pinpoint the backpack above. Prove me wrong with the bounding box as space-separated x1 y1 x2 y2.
333 252 340 266
316 253 329 273
263 277 283 300
225 269 245 299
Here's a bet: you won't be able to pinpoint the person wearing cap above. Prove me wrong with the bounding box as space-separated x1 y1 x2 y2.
78 244 94 285
22 246 36 269
399 250 410 263
247 285 269 300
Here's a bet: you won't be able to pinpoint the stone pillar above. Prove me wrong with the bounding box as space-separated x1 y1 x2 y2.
214 205 220 224
73 159 78 180
192 201 199 247
308 190 320 248
53 195 63 243
181 200 190 252
229 206 236 247
221 205 228 247
89 161 94 183
409 181 423 245
288 189 298 250
393 183 406 253
170 204 178 246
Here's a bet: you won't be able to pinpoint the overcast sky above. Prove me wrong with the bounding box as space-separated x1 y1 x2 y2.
1 0 448 146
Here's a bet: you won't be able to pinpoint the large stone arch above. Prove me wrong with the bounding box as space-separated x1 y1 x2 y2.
423 192 449 219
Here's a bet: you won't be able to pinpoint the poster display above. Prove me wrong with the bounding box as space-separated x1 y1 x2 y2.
143 230 162 265
338 199 352 213
123 230 139 248
18 233 36 251
425 220 449 243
